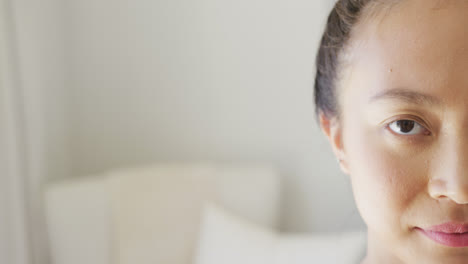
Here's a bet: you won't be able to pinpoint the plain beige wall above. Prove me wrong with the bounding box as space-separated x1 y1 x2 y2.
65 0 365 233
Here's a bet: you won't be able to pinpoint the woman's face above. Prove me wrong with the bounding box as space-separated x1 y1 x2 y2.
321 0 468 263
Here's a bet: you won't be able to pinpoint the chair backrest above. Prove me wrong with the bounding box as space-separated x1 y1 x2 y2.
44 163 281 264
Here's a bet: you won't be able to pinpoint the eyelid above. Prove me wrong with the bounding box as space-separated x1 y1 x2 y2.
384 116 432 136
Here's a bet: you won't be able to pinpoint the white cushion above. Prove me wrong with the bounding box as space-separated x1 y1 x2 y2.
194 202 367 264
213 165 281 228
44 175 111 264
275 233 367 264
108 163 217 264
194 202 276 264
44 163 281 264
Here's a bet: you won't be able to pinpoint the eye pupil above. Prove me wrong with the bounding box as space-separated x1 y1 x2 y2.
396 120 415 133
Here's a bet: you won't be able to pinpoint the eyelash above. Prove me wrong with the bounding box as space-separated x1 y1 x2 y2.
385 117 432 138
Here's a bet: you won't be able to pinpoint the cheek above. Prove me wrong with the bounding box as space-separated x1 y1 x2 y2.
343 121 429 234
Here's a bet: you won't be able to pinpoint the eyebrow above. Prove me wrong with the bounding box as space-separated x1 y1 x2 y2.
368 88 443 106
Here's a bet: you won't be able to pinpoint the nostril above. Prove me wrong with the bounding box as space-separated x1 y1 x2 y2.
428 178 447 199
451 191 468 205
436 188 468 205
428 178 468 204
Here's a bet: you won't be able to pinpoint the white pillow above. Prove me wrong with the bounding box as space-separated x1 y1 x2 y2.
194 202 367 264
108 164 217 264
194 202 277 264
274 232 367 264
45 175 111 264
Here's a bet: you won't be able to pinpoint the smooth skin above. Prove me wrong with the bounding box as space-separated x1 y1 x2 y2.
319 0 468 263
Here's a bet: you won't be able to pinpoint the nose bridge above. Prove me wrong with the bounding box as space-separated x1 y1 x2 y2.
428 129 468 204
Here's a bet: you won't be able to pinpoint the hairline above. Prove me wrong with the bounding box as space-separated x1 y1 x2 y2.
333 0 403 123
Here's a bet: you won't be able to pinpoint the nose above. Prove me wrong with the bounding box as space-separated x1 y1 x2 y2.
429 178 468 204
428 137 468 205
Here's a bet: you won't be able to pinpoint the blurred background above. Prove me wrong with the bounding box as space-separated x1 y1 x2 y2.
0 0 366 263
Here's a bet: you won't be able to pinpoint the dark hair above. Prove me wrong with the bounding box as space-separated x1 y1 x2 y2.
313 0 393 123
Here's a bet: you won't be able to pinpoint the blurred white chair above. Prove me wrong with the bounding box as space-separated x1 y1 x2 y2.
44 162 281 264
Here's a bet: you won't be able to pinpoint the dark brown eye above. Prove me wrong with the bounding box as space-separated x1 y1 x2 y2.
388 120 425 135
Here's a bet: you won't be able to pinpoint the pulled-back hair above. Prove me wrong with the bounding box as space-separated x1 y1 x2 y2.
313 0 395 122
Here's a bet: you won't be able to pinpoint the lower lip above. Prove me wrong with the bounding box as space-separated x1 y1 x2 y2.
416 227 468 247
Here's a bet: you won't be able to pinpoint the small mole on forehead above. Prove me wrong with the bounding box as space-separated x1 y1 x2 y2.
388 68 393 73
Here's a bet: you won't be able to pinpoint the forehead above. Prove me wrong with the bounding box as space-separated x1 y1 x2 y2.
340 0 468 106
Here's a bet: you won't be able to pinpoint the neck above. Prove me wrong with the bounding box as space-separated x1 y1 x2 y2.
360 229 405 264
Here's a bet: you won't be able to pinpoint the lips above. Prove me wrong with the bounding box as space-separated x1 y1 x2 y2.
425 222 468 233
416 222 468 247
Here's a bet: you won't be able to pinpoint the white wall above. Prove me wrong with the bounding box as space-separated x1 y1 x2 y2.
4 0 365 263
66 0 365 232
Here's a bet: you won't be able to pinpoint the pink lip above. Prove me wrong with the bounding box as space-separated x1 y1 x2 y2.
416 222 468 247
